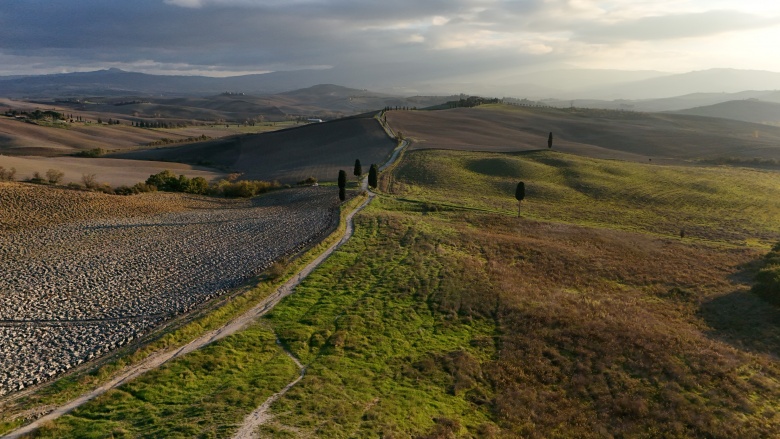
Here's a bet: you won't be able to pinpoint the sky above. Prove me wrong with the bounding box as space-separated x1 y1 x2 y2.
1 0 779 87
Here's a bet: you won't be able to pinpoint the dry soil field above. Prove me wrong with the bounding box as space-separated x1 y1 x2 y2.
116 116 397 183
0 183 342 396
0 155 224 187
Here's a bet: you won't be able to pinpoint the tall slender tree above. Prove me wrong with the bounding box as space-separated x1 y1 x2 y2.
547 132 553 149
354 159 362 179
515 181 525 216
339 186 346 201
338 170 347 190
368 164 378 189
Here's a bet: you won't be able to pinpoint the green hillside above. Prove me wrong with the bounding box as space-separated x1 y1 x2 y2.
390 149 780 246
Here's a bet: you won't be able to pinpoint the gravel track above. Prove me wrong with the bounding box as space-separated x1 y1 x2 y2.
0 186 340 396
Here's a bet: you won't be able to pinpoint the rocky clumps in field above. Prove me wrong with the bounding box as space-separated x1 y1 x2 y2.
0 186 341 396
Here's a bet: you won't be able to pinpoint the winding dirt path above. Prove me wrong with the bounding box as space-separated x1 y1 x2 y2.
231 339 305 439
230 188 376 438
1 193 374 439
4 113 407 439
230 119 409 439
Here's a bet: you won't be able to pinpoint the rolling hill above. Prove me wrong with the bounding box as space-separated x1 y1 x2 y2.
115 115 397 183
672 99 780 125
386 104 780 164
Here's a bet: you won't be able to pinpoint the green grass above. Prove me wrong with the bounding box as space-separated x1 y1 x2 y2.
389 149 780 246
263 202 500 437
33 324 297 439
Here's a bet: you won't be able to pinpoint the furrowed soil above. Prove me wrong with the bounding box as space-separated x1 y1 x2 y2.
0 182 344 404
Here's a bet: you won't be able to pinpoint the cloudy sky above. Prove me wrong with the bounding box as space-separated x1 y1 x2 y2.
1 0 779 84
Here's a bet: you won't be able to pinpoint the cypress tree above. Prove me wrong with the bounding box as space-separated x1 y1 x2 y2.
515 182 525 202
368 164 378 189
354 159 362 178
339 186 346 201
515 181 525 217
547 132 553 149
338 170 347 189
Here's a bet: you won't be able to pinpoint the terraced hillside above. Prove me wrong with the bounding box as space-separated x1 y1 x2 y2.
385 104 780 163
116 116 397 183
0 183 343 397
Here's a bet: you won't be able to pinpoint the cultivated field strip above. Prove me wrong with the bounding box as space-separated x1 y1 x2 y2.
0 187 340 396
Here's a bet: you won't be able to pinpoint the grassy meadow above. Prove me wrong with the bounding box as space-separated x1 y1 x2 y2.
14 148 780 437
389 149 780 246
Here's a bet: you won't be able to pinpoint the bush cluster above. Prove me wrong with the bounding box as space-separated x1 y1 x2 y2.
72 148 106 158
146 135 211 147
143 170 281 198
753 242 780 305
296 176 318 186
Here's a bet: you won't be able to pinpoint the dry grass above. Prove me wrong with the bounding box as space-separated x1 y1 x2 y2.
454 213 780 438
0 181 243 233
0 155 224 187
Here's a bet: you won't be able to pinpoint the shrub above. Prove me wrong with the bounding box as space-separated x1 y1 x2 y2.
81 174 99 190
73 148 106 158
753 242 780 305
266 258 288 280
146 170 181 191
297 177 318 186
217 180 280 198
46 169 65 184
115 182 158 195
30 171 46 184
0 167 16 181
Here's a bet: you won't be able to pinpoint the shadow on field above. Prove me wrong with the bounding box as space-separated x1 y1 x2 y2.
700 288 780 357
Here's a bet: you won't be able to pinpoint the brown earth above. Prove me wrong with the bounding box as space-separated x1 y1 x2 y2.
386 105 780 163
0 117 207 156
0 181 240 233
115 116 397 183
0 155 224 187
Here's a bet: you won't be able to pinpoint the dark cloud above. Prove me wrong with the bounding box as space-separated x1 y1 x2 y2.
0 0 778 84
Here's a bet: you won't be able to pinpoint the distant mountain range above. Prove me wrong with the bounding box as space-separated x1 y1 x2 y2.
2 67 780 101
3 68 780 125
0 68 350 98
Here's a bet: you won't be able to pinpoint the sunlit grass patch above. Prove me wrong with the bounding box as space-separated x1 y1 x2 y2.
390 149 780 246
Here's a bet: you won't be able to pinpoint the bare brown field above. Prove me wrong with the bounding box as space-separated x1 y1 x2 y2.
0 155 223 187
0 181 235 232
386 104 780 163
116 116 397 183
0 118 196 156
0 183 344 397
